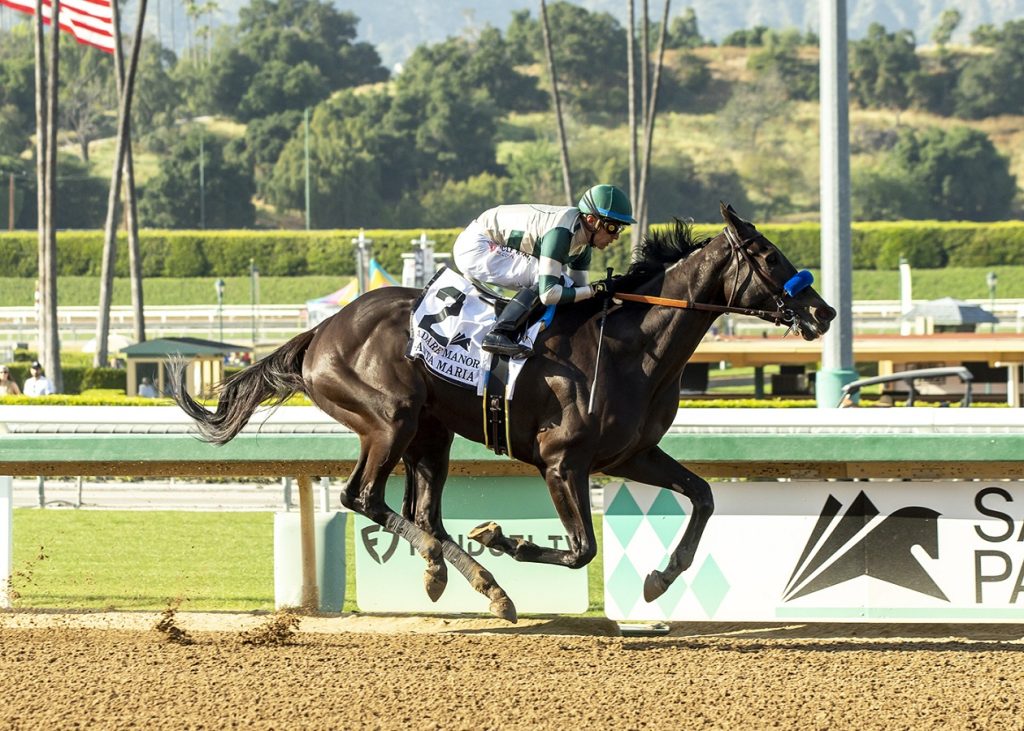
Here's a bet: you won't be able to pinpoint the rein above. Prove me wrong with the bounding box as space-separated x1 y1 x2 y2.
612 292 793 324
610 226 812 326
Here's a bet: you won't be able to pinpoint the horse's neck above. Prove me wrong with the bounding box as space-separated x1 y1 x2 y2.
632 240 728 378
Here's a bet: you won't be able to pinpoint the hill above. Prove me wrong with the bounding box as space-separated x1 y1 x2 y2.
145 0 1024 68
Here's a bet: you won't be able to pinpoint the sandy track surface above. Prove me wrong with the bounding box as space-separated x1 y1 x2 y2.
2 612 1024 730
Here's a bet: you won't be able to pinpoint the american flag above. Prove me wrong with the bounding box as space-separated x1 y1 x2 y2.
0 0 116 54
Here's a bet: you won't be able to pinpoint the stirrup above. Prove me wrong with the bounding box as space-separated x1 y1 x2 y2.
482 333 533 358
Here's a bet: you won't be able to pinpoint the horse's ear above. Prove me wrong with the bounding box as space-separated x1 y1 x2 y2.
720 201 741 229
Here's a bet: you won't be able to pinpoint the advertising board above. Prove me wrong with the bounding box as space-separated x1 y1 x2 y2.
355 476 588 614
605 480 1024 622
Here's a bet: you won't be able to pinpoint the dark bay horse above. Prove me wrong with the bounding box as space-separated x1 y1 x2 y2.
173 204 835 622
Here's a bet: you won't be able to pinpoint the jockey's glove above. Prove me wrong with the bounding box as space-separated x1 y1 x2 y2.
591 279 615 300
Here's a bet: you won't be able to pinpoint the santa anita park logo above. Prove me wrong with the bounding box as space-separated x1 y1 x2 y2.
605 482 1024 623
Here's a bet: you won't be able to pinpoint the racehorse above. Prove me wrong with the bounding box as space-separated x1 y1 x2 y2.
172 203 835 622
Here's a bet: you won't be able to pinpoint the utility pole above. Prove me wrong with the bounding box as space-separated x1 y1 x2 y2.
351 229 372 294
199 130 206 229
215 278 225 342
817 0 856 407
250 258 259 346
304 107 311 231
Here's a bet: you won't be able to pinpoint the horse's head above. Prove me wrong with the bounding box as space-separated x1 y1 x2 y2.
716 203 835 341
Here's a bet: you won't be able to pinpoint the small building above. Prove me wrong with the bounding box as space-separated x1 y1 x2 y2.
901 297 999 334
121 337 251 398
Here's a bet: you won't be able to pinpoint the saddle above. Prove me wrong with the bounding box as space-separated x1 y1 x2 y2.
406 268 555 459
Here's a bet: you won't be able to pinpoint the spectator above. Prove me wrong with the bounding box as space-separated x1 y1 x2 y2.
0 365 21 396
23 361 55 396
138 376 159 398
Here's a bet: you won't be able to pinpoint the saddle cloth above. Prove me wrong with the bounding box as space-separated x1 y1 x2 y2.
406 267 546 398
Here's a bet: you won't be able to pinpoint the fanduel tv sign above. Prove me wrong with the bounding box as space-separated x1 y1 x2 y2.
605 481 1024 622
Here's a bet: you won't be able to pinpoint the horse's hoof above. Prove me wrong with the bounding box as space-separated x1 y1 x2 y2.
468 521 502 547
424 564 448 603
643 570 669 602
489 596 518 624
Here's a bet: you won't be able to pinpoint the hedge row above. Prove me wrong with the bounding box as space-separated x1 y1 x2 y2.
2 222 1023 277
0 229 461 278
2 363 126 394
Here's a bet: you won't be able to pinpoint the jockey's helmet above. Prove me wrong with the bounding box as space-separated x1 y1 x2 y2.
578 184 636 224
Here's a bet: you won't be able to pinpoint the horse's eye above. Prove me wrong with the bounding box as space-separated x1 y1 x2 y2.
765 252 779 266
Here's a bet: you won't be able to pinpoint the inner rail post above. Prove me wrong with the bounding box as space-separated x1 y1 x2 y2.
296 474 319 611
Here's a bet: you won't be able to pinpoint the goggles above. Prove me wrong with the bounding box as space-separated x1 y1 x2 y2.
596 218 626 236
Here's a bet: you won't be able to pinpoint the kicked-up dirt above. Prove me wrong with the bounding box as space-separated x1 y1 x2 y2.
1 612 1023 729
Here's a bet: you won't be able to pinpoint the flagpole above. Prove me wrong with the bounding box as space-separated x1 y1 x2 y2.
32 0 46 366
42 0 62 392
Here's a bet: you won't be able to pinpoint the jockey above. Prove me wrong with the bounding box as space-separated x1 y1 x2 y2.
452 183 635 358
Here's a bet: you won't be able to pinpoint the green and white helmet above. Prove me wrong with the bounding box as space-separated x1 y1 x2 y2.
578 184 636 224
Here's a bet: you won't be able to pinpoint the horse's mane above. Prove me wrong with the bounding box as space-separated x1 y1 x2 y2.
614 218 712 290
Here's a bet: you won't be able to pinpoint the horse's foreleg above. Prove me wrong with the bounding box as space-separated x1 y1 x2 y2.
469 459 597 570
609 447 714 602
403 423 517 622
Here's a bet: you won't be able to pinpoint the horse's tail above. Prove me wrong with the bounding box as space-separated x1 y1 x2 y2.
171 328 317 445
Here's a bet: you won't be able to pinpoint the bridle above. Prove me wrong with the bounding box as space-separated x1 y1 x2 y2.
614 226 811 327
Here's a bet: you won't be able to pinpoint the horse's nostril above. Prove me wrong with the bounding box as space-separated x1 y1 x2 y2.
817 306 837 322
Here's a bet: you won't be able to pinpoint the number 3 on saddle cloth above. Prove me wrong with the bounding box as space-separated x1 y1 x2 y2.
405 266 556 457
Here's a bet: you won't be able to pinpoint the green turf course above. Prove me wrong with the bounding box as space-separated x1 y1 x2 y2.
11 509 606 615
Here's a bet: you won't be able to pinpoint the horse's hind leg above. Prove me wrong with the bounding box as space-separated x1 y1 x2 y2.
401 438 448 603
401 420 517 622
340 423 446 587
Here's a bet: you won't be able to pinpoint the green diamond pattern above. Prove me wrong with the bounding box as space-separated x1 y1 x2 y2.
605 486 644 547
649 490 687 517
647 491 687 550
655 571 688 617
691 556 730 618
606 556 643 616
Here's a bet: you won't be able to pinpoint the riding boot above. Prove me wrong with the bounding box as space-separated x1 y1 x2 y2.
482 287 540 358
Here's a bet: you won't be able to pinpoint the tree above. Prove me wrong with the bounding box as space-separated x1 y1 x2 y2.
722 26 769 47
140 129 255 227
506 2 628 111
747 29 818 101
855 126 1016 221
267 90 406 227
232 110 302 197
667 8 705 49
58 38 115 161
194 0 387 120
931 9 961 48
0 28 36 154
132 41 183 136
954 20 1024 118
386 37 503 184
849 23 919 115
414 173 511 228
236 60 328 121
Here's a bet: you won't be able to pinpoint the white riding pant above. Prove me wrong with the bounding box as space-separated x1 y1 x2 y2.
452 221 538 290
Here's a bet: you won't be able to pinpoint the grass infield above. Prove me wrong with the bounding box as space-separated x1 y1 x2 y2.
10 509 606 615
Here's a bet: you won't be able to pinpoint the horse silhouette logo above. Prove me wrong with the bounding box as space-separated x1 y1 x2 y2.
784 491 948 602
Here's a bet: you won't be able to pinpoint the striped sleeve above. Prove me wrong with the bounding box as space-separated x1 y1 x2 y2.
536 228 578 305
566 247 592 287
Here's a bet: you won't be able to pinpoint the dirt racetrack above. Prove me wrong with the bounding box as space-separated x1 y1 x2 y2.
2 612 1023 730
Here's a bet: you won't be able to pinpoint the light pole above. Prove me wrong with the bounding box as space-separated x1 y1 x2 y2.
987 271 997 333
214 278 225 342
250 259 259 346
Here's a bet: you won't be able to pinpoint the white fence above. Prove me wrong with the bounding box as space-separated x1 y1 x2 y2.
3 300 1024 349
